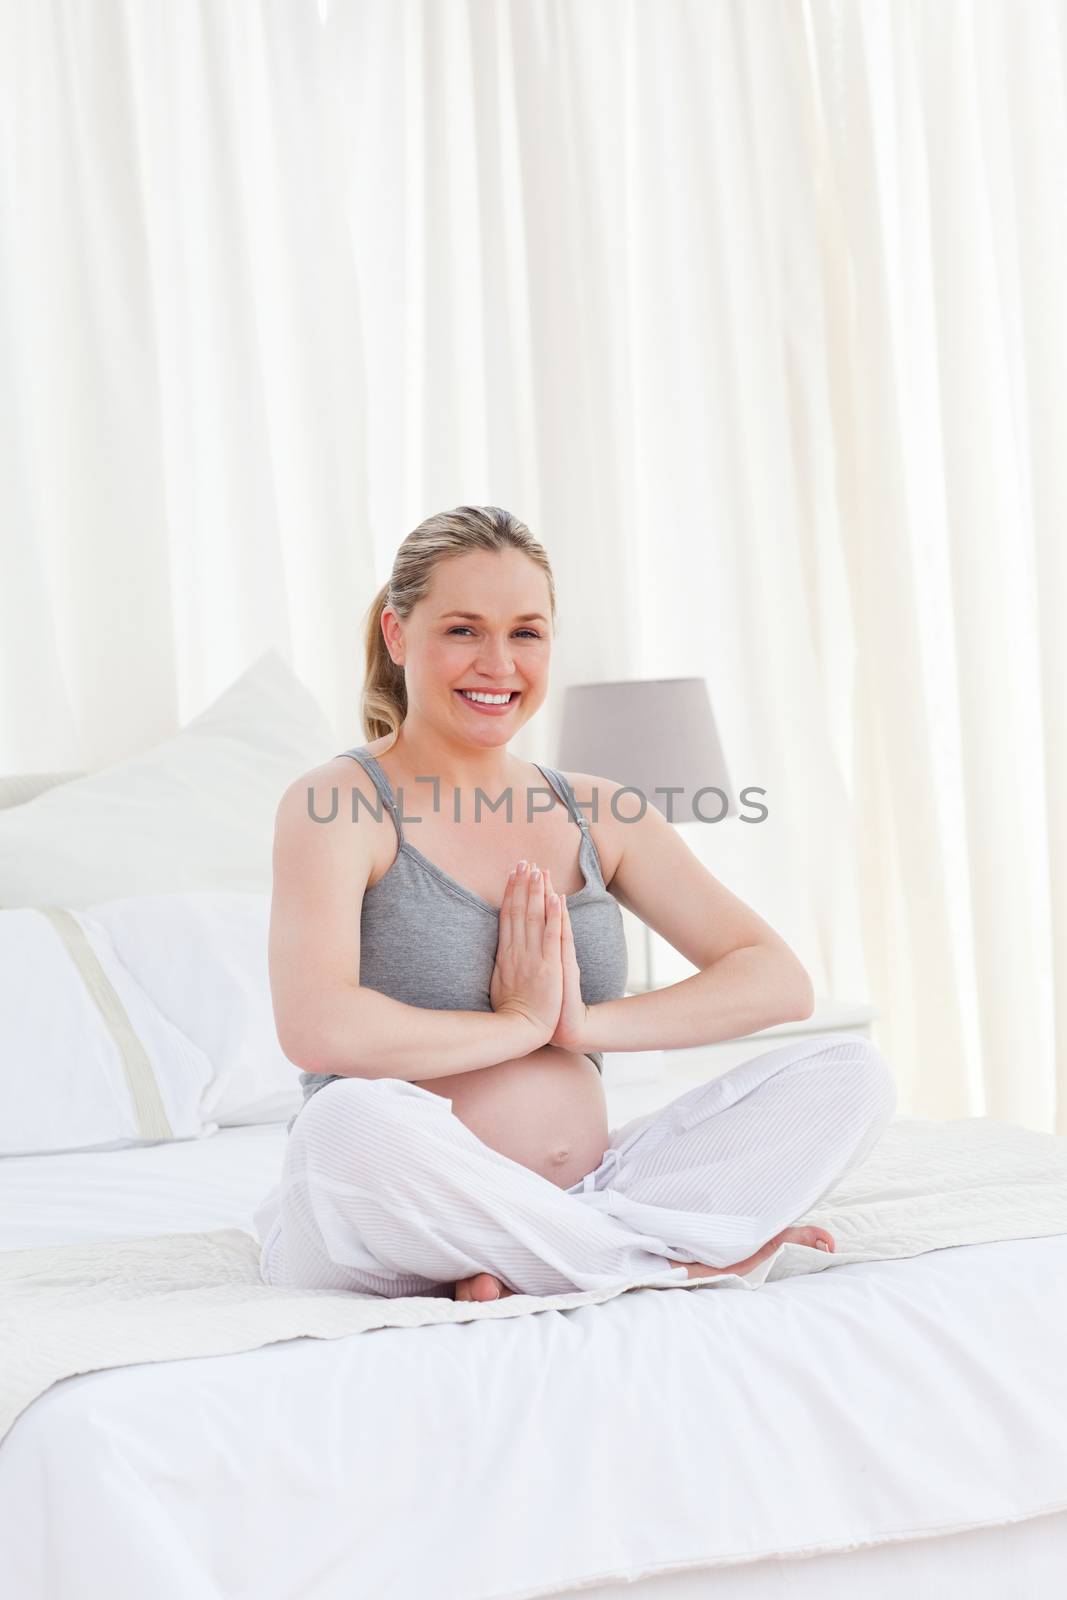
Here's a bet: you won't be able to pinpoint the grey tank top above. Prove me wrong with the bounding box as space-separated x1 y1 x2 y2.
289 746 629 1132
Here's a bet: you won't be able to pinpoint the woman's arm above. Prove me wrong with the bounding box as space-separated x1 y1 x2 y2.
573 776 814 1053
293 985 547 1081
269 769 547 1080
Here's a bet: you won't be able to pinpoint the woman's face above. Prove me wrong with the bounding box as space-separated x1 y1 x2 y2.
384 549 553 745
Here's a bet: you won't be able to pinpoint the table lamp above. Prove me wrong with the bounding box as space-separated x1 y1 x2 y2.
555 678 734 993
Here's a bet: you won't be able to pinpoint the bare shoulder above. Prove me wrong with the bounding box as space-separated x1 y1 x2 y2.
557 768 639 888
278 754 383 813
274 755 394 859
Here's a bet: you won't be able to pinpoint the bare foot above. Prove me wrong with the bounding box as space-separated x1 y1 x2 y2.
453 1271 517 1302
453 1224 835 1299
670 1223 836 1281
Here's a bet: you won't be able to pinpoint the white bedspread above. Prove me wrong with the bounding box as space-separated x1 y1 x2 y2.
2 1114 1067 1600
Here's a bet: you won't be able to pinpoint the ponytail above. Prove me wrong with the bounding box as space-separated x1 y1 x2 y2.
361 580 408 744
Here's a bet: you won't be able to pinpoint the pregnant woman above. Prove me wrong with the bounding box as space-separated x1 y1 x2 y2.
253 505 896 1301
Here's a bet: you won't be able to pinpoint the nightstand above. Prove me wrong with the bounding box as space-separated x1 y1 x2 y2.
602 998 877 1128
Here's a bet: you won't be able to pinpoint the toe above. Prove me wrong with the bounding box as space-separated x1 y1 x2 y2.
781 1224 835 1253
462 1272 502 1301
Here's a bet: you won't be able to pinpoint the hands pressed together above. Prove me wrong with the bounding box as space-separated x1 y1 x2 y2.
488 859 590 1053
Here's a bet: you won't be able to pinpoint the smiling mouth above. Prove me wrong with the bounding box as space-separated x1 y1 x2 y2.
454 689 520 704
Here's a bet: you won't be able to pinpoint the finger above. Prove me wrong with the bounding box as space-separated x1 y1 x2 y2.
542 868 559 926
526 865 545 924
543 869 567 937
542 888 562 956
513 860 530 912
509 862 529 947
498 868 517 945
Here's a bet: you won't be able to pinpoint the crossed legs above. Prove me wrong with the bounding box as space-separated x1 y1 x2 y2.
255 1033 897 1299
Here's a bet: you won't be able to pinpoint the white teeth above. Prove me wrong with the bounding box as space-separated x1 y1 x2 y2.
459 690 514 705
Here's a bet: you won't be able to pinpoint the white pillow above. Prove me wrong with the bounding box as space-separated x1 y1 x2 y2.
87 890 300 1128
0 907 214 1156
0 650 337 908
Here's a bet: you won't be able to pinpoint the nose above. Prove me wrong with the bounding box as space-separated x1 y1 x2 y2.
475 636 516 676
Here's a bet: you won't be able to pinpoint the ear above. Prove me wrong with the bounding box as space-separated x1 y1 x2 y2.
381 609 404 666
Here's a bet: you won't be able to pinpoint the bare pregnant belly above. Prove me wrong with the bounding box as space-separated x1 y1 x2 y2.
411 1046 610 1191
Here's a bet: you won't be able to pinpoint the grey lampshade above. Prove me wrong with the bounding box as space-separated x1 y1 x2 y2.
555 678 734 822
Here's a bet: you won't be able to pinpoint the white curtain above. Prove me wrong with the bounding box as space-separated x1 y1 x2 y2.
801 0 1067 1133
0 0 367 764
2 0 1064 1129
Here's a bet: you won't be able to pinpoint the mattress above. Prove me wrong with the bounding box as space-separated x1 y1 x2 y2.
1 1123 1066 1600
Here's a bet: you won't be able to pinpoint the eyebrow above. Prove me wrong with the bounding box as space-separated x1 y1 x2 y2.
438 611 549 623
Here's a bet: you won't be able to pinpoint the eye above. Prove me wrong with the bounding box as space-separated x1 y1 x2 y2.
447 627 541 638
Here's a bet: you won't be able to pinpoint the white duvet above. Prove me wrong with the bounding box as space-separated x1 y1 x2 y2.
2 1114 1067 1600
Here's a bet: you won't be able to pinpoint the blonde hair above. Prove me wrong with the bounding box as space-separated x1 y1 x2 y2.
361 505 557 744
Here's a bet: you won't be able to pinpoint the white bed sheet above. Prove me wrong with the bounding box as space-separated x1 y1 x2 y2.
1 1124 1066 1600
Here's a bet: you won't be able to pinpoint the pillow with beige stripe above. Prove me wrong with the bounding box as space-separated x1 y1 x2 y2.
85 889 301 1129
1 907 214 1156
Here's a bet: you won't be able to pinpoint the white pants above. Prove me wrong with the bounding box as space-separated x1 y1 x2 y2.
253 1033 897 1299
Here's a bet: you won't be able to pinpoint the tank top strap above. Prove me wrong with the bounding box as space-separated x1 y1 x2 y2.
532 763 589 834
336 747 405 843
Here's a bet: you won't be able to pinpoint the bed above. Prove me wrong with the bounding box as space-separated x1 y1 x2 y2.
3 655 1067 1599
3 1122 1067 1599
